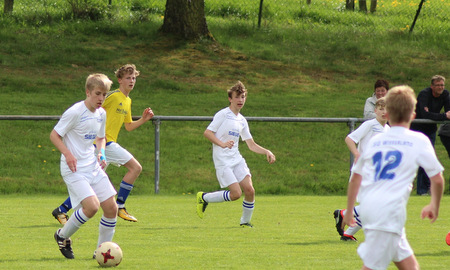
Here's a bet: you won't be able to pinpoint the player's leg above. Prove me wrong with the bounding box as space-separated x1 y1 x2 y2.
52 196 72 224
341 205 362 241
393 231 418 270
55 195 99 259
239 175 255 227
196 167 237 218
394 255 419 270
116 157 142 222
96 196 118 250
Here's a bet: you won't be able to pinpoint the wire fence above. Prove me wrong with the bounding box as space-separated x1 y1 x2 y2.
2 0 448 33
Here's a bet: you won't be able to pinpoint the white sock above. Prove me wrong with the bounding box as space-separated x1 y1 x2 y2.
240 200 255 224
344 205 362 236
59 208 89 238
97 216 117 248
203 190 231 203
344 225 361 236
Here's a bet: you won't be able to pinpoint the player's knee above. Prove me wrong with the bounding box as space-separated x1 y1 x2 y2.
229 190 242 201
84 204 99 218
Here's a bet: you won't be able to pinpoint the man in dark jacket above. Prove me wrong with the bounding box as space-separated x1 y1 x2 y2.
410 75 449 195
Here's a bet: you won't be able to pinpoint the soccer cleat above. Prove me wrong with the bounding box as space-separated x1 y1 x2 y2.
333 209 344 236
118 208 138 222
52 207 69 225
240 223 254 228
341 234 357 241
196 192 208 219
54 229 74 259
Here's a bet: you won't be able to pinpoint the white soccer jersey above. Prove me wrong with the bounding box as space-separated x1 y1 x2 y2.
54 101 106 176
352 126 443 235
348 118 390 154
207 107 252 168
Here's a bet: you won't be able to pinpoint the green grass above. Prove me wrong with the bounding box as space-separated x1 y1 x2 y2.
1 195 450 269
0 0 449 195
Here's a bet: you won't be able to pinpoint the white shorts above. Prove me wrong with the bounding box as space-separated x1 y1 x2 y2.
97 142 133 169
63 165 117 210
215 159 251 188
358 229 414 269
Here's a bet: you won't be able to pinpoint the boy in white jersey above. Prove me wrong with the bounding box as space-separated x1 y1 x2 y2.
52 64 154 223
196 81 276 227
51 74 118 259
343 85 444 270
334 98 389 241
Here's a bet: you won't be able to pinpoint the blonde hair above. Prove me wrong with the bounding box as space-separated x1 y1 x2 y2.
375 97 386 109
85 73 113 92
228 81 247 99
115 64 140 79
385 85 417 124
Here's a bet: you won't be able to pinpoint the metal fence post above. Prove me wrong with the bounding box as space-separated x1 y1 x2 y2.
154 118 161 194
347 118 357 169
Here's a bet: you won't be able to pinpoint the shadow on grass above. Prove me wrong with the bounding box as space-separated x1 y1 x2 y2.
415 250 450 257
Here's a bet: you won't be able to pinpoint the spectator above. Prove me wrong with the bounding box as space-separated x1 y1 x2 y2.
364 79 389 119
410 75 449 195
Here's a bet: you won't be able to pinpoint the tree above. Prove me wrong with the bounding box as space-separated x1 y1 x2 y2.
160 0 213 40
370 0 378 13
359 0 367 12
4 0 14 14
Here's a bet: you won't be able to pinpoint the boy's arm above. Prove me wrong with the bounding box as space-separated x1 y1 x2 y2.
124 107 154 131
421 172 444 223
343 172 362 228
244 138 276 164
203 129 234 149
50 129 77 172
344 136 360 163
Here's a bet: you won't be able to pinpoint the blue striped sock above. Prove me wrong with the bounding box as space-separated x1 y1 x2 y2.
117 181 134 207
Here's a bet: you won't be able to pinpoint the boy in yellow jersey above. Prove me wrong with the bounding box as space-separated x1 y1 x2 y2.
52 64 154 223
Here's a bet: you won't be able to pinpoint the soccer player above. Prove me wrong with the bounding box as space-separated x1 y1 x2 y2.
334 97 389 241
51 73 117 259
196 81 276 227
343 85 444 270
52 64 154 223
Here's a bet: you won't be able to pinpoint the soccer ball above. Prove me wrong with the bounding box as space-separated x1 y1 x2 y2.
95 241 123 267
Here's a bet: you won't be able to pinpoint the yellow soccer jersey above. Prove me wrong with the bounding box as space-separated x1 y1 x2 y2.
103 89 132 143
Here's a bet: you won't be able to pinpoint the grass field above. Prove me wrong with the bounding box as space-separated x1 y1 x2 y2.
1 195 450 269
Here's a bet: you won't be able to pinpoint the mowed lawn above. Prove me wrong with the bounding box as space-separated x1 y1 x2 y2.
1 195 450 269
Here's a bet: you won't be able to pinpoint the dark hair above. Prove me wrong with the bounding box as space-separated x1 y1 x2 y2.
374 79 389 91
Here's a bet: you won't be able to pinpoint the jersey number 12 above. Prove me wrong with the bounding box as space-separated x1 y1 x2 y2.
372 150 402 182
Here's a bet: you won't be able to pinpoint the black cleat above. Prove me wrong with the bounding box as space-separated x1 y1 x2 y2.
341 234 357 241
54 229 74 259
333 209 344 236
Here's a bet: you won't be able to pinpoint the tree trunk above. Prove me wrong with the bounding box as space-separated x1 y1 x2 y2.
306 0 311 4
160 0 213 40
370 0 377 13
346 0 354 10
359 0 367 12
4 0 14 14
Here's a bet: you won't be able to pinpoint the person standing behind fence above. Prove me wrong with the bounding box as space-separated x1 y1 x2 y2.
410 75 449 195
196 81 276 228
52 64 154 224
364 79 389 119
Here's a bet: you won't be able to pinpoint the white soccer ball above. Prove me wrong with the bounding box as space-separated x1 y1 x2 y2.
95 241 123 267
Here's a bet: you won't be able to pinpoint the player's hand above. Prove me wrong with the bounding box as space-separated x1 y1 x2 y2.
97 153 107 170
266 150 276 164
142 107 154 121
222 140 234 149
421 204 438 223
342 210 356 229
65 152 77 172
